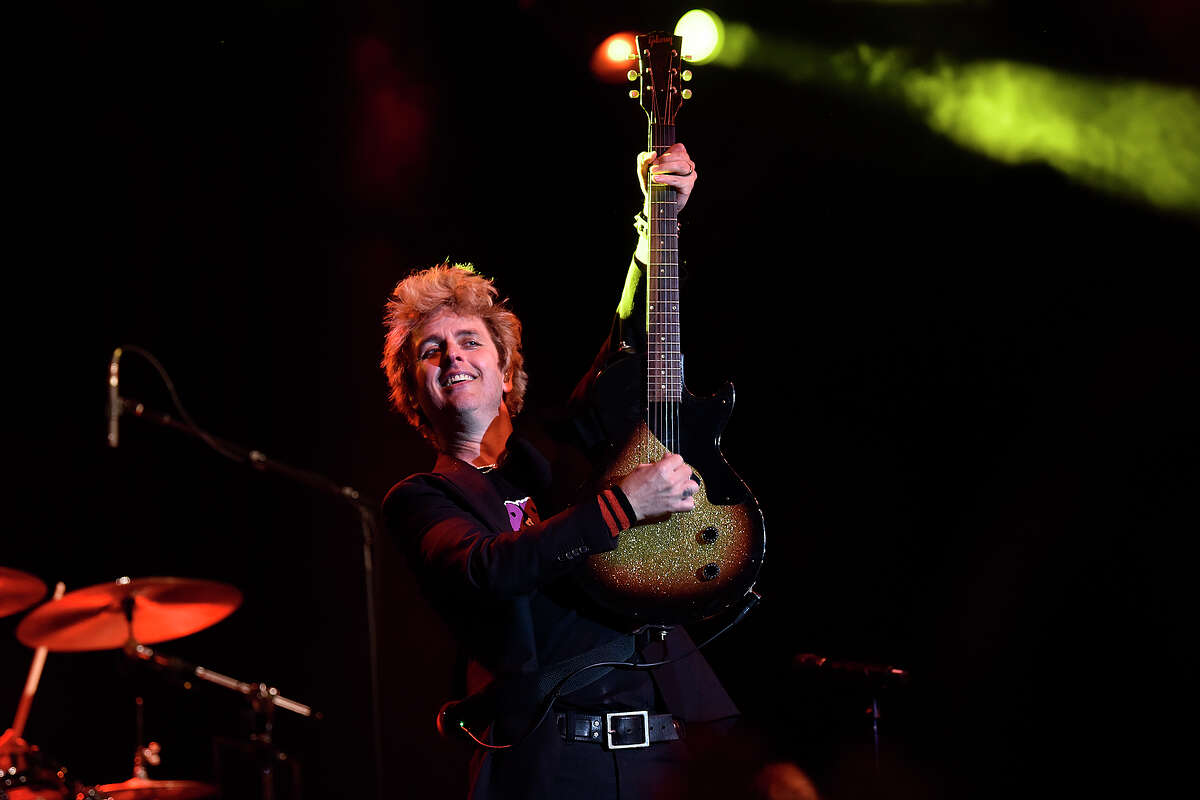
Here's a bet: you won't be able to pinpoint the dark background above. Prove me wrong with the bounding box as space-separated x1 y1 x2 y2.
8 1 1197 798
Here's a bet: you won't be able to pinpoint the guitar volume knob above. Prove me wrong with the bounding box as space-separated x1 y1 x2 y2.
699 563 720 581
698 526 719 544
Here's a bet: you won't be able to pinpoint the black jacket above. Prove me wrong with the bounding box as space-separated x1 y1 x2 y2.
381 435 738 798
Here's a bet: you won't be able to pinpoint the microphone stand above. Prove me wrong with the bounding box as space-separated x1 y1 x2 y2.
793 654 910 776
115 395 384 800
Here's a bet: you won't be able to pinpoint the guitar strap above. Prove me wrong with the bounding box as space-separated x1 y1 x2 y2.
442 633 636 743
533 632 635 699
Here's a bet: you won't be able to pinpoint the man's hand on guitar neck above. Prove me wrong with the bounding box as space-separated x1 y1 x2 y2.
638 142 697 214
617 453 700 522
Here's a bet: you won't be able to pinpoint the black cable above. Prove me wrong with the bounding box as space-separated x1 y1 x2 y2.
117 344 246 464
454 588 761 750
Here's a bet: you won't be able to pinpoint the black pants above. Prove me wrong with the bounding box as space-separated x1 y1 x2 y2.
471 718 740 800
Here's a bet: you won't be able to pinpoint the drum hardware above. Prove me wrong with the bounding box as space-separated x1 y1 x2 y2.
133 696 158 778
5 575 231 799
211 736 301 800
125 644 317 800
0 747 73 800
126 645 318 721
10 572 314 800
15 577 242 653
5 581 66 747
2 581 74 800
92 777 219 800
89 697 218 800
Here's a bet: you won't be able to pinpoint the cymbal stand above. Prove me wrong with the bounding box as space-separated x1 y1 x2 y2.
127 643 317 800
131 696 160 780
2 581 67 771
127 644 318 720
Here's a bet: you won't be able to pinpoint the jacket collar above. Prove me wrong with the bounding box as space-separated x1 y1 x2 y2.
431 435 552 533
432 451 515 533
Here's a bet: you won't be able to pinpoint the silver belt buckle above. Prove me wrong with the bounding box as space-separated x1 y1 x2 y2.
605 710 650 749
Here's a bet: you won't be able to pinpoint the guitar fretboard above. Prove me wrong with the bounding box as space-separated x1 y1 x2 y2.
646 123 681 408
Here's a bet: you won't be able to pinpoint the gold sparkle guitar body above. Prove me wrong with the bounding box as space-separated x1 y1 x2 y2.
582 408 764 623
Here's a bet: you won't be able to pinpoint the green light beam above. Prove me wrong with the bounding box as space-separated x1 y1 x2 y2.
712 23 1200 215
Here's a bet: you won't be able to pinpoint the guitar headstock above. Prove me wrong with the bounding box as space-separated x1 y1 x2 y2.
629 31 693 128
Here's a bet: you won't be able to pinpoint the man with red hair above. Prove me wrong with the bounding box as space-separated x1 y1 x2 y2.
381 144 739 799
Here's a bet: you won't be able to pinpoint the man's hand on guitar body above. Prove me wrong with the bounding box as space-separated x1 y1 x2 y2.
617 453 700 522
638 142 697 213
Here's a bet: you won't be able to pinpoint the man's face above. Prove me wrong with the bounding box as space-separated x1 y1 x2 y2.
411 311 513 435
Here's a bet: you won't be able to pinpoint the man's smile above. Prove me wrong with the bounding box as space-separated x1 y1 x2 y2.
441 372 478 387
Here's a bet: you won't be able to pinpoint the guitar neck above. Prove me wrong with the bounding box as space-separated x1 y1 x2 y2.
634 31 688 455
646 124 681 406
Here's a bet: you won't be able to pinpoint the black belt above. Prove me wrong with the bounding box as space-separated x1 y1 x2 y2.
556 710 684 749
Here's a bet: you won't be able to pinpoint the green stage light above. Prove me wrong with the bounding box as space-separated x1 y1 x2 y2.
899 59 1200 215
702 24 1200 215
675 9 724 64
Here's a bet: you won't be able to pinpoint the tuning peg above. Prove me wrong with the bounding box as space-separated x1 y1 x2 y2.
681 69 693 81
629 89 640 99
627 69 639 81
681 88 693 100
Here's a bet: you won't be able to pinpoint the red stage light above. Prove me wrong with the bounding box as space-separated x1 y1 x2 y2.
591 32 638 84
606 37 633 62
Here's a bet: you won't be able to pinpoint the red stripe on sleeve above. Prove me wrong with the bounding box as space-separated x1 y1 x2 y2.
597 494 620 537
602 489 631 531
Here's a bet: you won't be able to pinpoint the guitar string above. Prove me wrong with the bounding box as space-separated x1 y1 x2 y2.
646 82 683 531
665 122 682 544
652 122 682 542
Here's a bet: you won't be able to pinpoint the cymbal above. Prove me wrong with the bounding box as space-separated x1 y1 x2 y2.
94 777 218 800
0 567 46 618
16 577 241 652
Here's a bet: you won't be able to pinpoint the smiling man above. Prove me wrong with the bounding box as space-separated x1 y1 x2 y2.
380 144 740 800
411 309 517 464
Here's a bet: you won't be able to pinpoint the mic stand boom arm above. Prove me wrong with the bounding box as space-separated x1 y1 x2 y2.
117 396 374 509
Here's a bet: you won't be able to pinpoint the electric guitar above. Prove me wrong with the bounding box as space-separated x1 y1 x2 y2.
578 31 766 624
